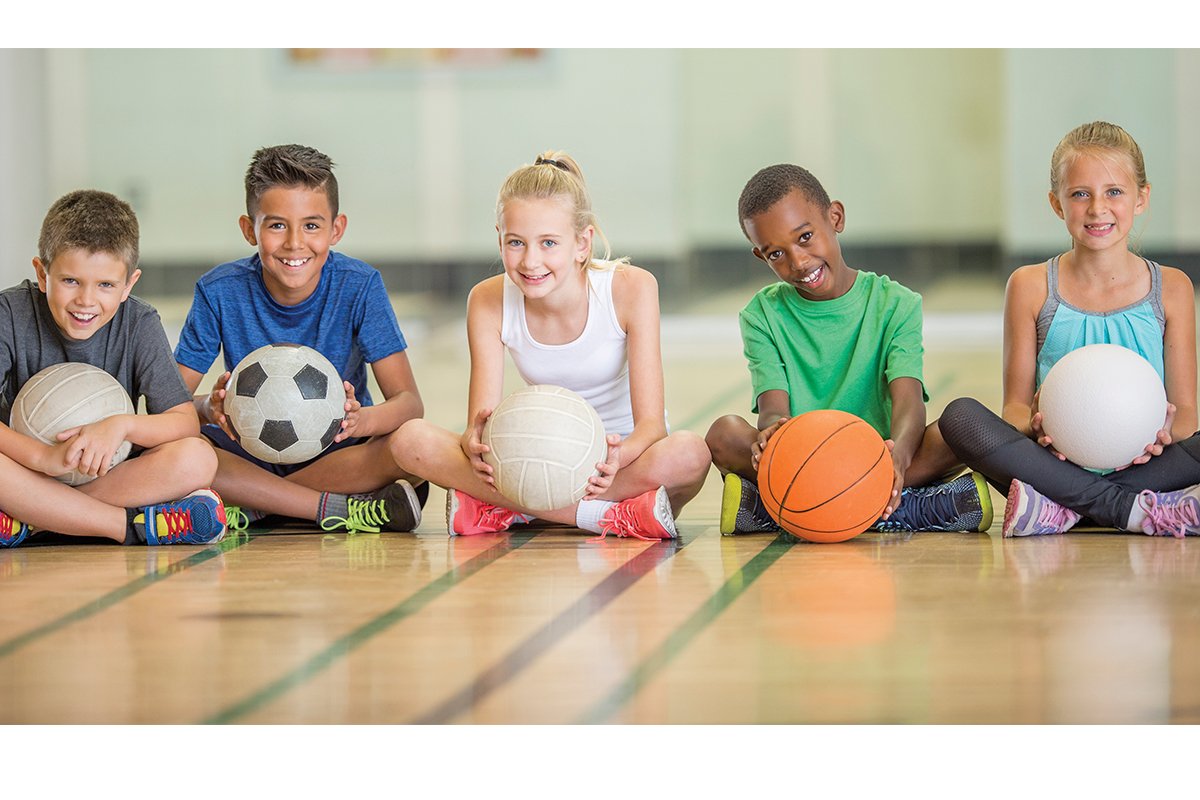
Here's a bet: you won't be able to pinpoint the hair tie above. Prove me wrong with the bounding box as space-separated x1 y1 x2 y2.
535 156 568 171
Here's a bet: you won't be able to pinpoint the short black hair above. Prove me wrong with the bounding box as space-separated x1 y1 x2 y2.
245 144 339 218
737 164 831 236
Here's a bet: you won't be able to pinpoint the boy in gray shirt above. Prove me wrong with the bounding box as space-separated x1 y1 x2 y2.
0 190 227 547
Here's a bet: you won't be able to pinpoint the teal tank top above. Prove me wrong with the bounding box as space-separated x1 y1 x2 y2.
1035 255 1166 388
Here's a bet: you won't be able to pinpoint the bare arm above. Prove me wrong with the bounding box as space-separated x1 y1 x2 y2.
349 351 424 438
612 266 668 467
1001 264 1048 436
1161 267 1198 440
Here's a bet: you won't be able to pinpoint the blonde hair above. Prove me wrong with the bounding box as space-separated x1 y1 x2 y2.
1050 121 1148 195
495 151 625 270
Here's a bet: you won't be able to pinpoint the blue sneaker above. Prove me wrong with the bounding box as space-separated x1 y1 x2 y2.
1002 479 1081 537
874 472 993 532
0 509 29 548
719 474 780 535
134 489 228 545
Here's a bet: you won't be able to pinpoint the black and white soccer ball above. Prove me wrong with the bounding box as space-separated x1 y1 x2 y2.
225 343 346 465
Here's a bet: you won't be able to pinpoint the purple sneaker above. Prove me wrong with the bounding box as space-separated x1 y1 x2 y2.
1133 488 1200 539
1002 480 1081 538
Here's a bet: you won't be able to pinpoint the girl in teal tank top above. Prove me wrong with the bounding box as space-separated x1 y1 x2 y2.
939 121 1200 538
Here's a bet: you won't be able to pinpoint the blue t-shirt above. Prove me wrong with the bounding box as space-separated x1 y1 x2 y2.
174 251 407 407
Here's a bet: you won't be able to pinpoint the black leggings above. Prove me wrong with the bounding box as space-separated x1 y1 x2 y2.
938 397 1200 528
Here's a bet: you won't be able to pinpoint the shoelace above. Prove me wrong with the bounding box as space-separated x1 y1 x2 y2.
1138 491 1199 539
156 506 196 543
1034 497 1078 533
594 502 655 541
225 506 250 532
321 497 392 535
475 503 516 532
0 512 24 544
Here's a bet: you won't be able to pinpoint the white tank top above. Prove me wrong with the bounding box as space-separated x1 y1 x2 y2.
500 266 635 437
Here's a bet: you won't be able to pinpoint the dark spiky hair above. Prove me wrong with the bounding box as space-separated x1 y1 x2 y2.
244 144 339 217
38 189 139 276
737 163 831 236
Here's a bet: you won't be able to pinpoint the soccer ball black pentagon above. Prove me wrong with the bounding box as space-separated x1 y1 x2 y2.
225 343 346 464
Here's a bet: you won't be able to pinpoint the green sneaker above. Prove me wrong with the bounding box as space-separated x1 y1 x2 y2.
719 473 780 535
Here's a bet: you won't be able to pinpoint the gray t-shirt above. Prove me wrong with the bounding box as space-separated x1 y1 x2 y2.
0 279 191 425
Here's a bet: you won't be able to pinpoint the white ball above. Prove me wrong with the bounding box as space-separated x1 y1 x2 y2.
11 362 135 486
482 384 607 511
225 344 346 465
1039 343 1168 471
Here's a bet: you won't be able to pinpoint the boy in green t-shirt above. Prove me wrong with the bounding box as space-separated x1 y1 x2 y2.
706 163 991 535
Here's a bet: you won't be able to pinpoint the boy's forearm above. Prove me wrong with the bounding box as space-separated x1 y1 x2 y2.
354 392 424 438
124 409 202 448
0 424 51 473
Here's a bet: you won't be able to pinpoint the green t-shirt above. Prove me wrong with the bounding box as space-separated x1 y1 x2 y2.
739 270 926 439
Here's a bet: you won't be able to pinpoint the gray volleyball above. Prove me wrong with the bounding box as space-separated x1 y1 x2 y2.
11 362 135 486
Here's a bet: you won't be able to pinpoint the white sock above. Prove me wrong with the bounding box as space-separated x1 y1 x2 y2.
576 499 617 534
1125 496 1150 533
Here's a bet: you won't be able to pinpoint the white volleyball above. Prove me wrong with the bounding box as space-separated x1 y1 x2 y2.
1039 343 1168 471
225 343 346 465
10 362 135 486
481 384 607 511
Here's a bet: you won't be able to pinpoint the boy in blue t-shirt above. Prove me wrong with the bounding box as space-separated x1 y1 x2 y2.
175 144 426 533
1 190 226 548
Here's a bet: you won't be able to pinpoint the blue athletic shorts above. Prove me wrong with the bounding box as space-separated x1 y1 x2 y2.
200 423 367 477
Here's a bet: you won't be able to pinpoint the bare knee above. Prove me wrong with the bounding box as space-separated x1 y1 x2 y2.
162 436 219 486
389 419 445 475
705 415 755 472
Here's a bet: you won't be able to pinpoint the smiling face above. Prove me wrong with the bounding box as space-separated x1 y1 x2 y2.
497 196 592 299
743 189 853 301
239 185 346 305
34 249 140 341
1049 150 1149 254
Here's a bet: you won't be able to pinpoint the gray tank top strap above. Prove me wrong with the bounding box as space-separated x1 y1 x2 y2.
1035 255 1166 354
1035 255 1062 355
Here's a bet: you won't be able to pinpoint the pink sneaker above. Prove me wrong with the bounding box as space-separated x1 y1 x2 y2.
595 486 678 541
1133 488 1200 539
1002 479 1081 538
447 489 523 536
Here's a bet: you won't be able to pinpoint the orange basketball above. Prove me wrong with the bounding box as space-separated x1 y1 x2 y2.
757 410 893 543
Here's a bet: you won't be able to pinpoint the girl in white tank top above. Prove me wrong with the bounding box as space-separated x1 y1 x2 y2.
392 152 711 539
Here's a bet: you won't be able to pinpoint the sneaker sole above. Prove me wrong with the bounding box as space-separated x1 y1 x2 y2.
719 473 741 536
1001 479 1024 538
972 472 993 532
394 479 422 532
653 486 678 539
446 489 460 536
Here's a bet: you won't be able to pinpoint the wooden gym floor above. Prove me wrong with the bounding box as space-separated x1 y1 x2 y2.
2 276 1199 725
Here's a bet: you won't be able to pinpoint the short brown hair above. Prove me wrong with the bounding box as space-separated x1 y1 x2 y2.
38 189 139 276
738 164 832 237
244 144 339 218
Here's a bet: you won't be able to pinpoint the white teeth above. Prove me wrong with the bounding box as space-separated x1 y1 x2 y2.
71 312 97 321
282 258 308 267
799 267 822 284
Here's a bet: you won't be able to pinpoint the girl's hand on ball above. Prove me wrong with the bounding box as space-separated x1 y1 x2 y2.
585 434 622 499
751 416 790 471
1030 411 1067 460
335 382 363 442
462 408 495 485
1125 403 1176 467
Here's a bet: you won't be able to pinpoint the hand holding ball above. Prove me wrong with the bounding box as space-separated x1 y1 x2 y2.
481 385 607 512
1038 344 1168 471
757 410 893 542
10 362 135 486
